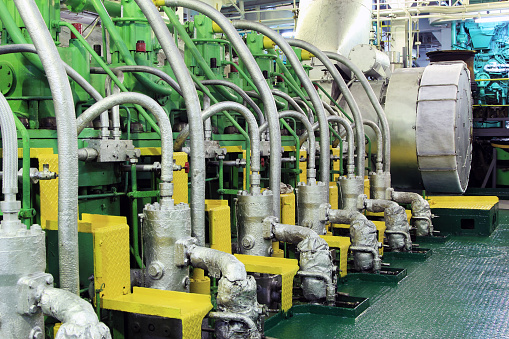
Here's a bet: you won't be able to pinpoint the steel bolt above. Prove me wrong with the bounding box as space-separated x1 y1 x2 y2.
29 305 38 314
30 326 43 339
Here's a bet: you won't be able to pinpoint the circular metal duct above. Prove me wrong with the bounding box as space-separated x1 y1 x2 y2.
339 61 472 193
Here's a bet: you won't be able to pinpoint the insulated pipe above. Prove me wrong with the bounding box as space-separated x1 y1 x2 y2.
0 93 21 233
304 116 355 176
232 21 330 185
175 102 262 190
272 90 308 118
14 0 80 294
77 93 174 198
90 66 183 97
272 222 322 244
201 80 264 125
327 208 381 272
157 2 281 218
269 219 335 303
391 190 434 236
260 110 316 181
362 120 383 171
39 287 111 338
287 39 366 176
134 0 206 244
324 51 391 172
292 98 316 123
188 246 247 282
364 198 412 251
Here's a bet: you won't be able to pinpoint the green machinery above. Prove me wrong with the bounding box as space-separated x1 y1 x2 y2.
0 0 498 338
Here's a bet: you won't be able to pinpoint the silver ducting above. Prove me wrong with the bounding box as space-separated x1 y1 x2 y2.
295 0 372 57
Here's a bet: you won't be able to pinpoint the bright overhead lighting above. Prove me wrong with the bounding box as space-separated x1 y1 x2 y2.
475 16 509 23
281 31 295 38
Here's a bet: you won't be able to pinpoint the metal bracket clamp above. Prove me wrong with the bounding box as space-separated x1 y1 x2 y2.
17 272 54 315
318 203 331 223
204 140 227 159
174 237 198 267
262 216 278 240
357 194 368 211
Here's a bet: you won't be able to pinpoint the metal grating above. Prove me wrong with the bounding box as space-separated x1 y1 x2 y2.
266 212 509 338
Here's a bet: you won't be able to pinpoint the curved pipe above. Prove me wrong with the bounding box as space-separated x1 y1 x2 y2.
188 246 247 282
327 209 381 271
90 65 183 97
0 93 21 233
174 102 261 189
324 51 391 172
134 0 206 245
272 90 308 118
287 38 366 176
260 110 316 181
201 80 264 125
162 1 282 218
391 190 434 236
272 222 322 244
362 120 383 172
292 98 316 124
304 116 355 176
77 93 174 197
14 0 80 294
232 21 330 185
271 221 335 303
39 287 111 338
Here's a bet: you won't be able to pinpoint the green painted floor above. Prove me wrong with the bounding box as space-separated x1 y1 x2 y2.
266 211 509 339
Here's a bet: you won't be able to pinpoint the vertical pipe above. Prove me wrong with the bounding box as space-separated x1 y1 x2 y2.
14 0 80 294
160 0 282 218
134 0 207 244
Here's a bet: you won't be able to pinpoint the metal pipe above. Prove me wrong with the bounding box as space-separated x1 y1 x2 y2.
292 97 316 124
158 1 281 217
362 120 383 172
391 190 434 236
201 80 264 125
90 65 183 97
260 111 316 181
0 93 21 234
271 90 308 118
304 116 355 176
39 287 111 338
233 21 330 185
77 93 174 199
88 0 174 97
188 246 247 282
162 0 281 216
176 102 261 191
104 70 124 140
324 52 391 173
287 39 366 177
14 0 80 294
134 0 206 244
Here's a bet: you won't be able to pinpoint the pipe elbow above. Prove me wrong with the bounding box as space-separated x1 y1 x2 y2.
39 287 111 339
188 245 247 282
